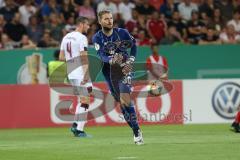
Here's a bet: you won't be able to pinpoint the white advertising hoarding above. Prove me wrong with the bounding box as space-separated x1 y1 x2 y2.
183 79 240 124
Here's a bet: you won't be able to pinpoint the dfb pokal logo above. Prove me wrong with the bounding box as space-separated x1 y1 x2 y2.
212 82 240 119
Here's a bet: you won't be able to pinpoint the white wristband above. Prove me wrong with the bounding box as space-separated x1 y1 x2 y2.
129 56 135 62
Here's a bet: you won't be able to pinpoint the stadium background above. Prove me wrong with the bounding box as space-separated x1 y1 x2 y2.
0 0 240 160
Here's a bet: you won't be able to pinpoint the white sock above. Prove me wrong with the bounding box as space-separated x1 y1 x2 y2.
75 103 88 131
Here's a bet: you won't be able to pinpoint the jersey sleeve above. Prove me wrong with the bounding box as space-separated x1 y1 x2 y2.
123 29 137 58
92 34 111 63
162 56 168 68
80 35 88 51
146 57 152 70
83 35 88 50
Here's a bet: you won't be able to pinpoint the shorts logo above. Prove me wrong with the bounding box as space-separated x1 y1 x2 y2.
212 82 240 119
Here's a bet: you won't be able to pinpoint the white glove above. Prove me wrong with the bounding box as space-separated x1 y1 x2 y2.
109 53 123 65
122 56 135 75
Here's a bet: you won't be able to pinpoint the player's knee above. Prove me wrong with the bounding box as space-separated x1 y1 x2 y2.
111 93 120 102
120 96 131 106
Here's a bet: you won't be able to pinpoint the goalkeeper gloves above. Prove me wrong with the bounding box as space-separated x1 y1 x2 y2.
122 56 135 75
109 53 123 65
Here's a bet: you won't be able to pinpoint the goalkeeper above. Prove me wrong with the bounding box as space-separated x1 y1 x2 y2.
92 10 143 145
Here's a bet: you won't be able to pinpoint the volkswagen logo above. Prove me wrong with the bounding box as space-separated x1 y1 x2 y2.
212 82 240 119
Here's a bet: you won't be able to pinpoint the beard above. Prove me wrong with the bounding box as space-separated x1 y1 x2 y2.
103 26 113 32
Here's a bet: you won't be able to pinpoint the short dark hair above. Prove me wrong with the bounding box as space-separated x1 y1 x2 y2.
76 16 89 25
97 10 112 20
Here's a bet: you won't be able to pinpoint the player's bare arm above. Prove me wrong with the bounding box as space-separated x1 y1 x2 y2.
59 50 65 61
80 50 90 85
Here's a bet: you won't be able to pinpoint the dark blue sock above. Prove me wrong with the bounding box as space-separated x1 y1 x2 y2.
121 106 133 128
124 103 140 136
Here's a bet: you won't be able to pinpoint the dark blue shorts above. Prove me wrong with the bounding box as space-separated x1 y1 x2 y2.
104 74 132 102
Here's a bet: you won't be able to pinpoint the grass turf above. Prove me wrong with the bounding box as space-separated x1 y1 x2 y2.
0 124 240 160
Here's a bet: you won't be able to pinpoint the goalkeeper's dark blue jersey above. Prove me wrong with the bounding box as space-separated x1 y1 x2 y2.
92 28 137 77
92 28 137 100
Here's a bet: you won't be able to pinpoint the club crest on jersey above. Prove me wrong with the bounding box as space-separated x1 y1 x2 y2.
94 43 100 51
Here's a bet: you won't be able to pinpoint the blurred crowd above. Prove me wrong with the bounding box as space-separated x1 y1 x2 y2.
0 0 240 50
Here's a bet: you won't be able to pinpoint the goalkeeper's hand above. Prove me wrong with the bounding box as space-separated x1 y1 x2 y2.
122 64 132 75
122 56 135 75
109 53 123 65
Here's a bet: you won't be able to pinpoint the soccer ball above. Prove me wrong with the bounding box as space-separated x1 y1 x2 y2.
148 80 164 96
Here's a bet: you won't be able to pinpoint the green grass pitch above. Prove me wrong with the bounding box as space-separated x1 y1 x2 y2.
0 124 240 160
